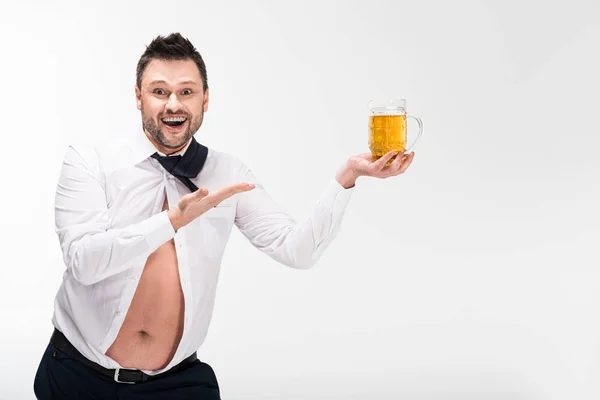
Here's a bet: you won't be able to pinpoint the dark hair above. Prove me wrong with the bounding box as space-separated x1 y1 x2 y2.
136 32 208 91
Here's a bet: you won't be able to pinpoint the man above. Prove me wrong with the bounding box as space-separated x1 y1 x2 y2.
33 33 416 399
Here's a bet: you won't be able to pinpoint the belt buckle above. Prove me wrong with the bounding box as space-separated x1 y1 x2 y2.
114 367 138 384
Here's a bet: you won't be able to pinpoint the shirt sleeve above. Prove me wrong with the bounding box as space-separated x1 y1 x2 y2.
233 161 354 269
54 144 176 285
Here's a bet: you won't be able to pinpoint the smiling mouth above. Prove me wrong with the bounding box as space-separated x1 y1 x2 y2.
161 116 188 128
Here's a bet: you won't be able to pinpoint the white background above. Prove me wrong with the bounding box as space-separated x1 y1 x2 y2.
1 0 599 399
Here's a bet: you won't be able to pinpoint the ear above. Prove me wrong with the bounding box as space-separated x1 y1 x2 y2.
135 85 142 111
203 88 210 112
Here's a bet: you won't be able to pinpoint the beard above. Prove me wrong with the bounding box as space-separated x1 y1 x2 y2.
141 101 204 150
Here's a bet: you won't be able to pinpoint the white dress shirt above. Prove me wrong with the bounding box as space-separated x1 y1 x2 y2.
50 130 354 375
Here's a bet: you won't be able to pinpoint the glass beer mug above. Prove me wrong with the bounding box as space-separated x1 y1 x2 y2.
368 99 423 163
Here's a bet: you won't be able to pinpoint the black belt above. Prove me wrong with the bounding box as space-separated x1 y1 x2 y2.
50 328 197 384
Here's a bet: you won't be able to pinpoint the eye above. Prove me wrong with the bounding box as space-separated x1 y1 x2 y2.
153 88 166 95
182 89 192 95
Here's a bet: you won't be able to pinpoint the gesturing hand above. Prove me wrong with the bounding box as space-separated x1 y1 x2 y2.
168 183 255 231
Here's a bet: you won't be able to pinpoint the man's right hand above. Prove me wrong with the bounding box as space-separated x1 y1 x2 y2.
167 183 255 232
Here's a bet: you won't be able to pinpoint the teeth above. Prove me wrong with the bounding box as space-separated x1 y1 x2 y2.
162 117 187 122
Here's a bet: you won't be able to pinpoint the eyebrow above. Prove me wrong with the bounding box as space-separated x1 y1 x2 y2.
148 80 199 86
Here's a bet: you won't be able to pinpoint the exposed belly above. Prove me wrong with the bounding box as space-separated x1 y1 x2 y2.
105 197 184 371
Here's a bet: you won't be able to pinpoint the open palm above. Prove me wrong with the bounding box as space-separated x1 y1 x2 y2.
348 150 415 179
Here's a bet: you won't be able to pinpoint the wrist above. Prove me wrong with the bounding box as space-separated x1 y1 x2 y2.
167 208 185 232
335 161 358 189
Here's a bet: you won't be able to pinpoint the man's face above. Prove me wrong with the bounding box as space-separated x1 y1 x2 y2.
136 59 209 154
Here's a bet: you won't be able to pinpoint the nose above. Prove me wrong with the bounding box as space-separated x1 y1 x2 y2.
165 93 183 112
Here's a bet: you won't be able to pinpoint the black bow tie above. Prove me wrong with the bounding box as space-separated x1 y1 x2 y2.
151 137 208 192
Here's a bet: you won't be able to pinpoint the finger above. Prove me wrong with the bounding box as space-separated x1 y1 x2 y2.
374 151 397 170
211 184 252 202
206 183 255 205
223 183 255 196
396 152 414 175
389 151 406 171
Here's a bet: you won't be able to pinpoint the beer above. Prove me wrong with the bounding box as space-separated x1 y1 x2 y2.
367 99 423 164
368 114 407 159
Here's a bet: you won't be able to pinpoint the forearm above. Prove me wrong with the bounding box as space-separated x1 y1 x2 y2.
54 145 179 285
236 179 354 269
57 211 175 285
256 205 343 268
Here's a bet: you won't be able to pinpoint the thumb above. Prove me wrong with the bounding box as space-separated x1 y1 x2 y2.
193 188 209 199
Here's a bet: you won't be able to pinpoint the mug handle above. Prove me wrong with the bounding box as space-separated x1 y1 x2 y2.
405 115 424 153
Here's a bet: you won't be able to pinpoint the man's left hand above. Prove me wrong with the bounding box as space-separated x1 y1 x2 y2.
335 151 415 188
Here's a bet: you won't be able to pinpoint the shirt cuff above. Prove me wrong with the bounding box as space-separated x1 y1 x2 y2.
141 210 176 251
318 178 355 210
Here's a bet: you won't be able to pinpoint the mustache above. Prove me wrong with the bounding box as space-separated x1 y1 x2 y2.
161 110 190 117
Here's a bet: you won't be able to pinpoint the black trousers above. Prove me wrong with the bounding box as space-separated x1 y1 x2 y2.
33 341 221 399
